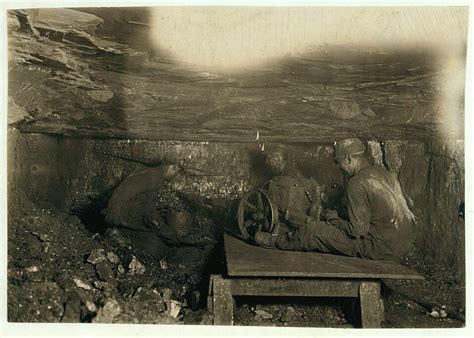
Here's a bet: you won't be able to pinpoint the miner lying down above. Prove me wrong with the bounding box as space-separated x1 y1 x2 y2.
254 138 416 261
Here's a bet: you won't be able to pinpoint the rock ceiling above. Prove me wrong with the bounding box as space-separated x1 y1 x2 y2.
8 8 466 143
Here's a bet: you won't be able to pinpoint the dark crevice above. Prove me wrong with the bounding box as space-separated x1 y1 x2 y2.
72 200 109 235
379 140 391 172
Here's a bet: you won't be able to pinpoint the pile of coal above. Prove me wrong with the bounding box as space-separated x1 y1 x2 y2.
8 188 215 324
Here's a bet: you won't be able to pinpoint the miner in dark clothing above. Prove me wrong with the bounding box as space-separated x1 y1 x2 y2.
259 144 324 237
255 138 416 260
264 144 304 178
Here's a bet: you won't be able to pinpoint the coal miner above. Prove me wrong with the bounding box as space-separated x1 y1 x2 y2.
264 144 305 178
103 162 213 259
259 144 324 236
255 138 416 260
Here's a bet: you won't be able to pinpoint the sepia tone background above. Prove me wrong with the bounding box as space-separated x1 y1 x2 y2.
5 5 468 327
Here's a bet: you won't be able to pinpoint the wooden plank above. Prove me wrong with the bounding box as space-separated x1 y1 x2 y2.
230 278 359 297
212 276 233 325
207 274 220 312
224 233 424 280
359 281 383 328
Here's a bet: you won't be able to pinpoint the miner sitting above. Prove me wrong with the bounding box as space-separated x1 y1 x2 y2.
260 144 323 237
264 144 305 178
255 138 416 261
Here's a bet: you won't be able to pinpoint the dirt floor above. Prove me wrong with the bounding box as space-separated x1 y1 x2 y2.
7 188 465 328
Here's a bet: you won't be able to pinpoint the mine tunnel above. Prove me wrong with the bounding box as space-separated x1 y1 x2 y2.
6 6 467 329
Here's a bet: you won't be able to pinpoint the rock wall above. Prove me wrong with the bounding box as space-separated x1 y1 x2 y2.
8 132 342 213
376 139 464 282
8 131 464 280
424 141 464 280
8 8 467 143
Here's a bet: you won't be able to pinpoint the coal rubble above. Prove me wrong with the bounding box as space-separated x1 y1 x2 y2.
236 300 350 327
7 188 215 324
7 186 467 328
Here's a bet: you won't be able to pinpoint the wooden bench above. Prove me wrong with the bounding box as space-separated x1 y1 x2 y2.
208 233 424 328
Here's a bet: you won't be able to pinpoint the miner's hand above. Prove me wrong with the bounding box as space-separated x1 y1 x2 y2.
322 209 340 222
285 210 313 227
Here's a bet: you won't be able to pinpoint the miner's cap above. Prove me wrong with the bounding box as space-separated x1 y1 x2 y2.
334 138 366 159
262 143 288 156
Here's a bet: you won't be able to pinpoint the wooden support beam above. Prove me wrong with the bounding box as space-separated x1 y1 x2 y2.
230 278 359 297
359 281 383 328
212 276 234 325
207 274 219 312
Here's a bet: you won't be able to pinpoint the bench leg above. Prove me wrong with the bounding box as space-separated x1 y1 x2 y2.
212 276 233 325
359 281 384 328
207 274 219 312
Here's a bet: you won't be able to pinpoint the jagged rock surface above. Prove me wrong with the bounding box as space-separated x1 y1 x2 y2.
8 8 463 142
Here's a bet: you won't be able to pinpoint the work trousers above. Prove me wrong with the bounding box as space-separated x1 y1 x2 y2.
275 220 394 260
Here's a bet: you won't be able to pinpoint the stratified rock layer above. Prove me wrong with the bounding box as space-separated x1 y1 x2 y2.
8 8 465 142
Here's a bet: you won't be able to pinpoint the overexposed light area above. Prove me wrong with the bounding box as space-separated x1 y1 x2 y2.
435 53 466 139
149 6 468 72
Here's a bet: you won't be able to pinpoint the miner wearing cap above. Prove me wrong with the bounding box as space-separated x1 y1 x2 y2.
263 144 303 178
255 138 416 260
260 144 324 235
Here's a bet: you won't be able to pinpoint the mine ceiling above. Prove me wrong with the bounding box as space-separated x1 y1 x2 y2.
8 8 466 143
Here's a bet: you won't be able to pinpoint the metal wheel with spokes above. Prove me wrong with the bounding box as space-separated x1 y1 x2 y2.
237 189 277 240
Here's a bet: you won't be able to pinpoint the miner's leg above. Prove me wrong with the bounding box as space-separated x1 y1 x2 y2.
120 228 169 259
275 220 362 257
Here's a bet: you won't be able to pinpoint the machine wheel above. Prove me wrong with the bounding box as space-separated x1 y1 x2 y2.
237 189 277 240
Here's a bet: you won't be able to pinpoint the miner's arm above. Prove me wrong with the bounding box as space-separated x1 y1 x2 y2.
320 179 370 238
342 179 370 238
